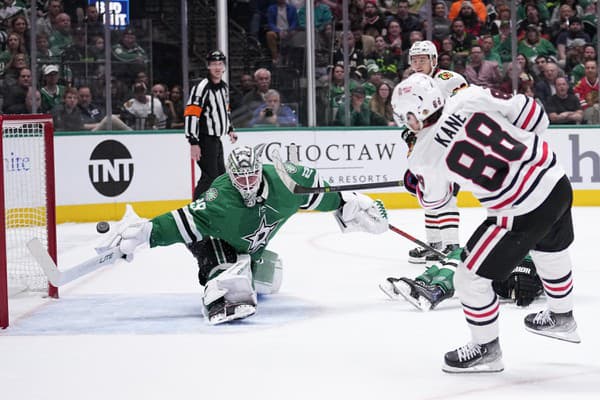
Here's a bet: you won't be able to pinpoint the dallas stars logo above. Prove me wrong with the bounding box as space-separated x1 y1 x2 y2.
242 214 279 253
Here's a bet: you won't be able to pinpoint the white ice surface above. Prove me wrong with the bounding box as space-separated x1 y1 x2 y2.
2 207 599 400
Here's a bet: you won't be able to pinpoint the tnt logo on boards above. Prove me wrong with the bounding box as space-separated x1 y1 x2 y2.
88 140 134 197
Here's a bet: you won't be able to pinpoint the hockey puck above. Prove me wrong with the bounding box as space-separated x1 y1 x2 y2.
96 221 110 234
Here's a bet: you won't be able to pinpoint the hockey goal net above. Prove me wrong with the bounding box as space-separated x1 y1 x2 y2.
0 114 57 328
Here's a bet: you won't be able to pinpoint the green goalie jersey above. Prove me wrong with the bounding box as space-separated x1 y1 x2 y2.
148 163 342 261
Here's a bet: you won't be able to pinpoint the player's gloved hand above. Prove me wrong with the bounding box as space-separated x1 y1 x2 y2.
335 192 388 234
404 169 418 196
119 221 153 262
492 257 543 306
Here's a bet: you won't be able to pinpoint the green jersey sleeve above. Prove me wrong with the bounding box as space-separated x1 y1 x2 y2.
270 163 342 212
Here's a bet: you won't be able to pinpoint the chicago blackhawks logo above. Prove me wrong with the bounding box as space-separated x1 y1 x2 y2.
242 214 280 253
437 71 453 80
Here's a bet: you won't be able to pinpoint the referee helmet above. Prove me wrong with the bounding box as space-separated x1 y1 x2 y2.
206 50 226 63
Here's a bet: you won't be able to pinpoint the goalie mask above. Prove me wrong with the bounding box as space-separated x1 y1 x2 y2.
391 73 444 133
227 144 266 207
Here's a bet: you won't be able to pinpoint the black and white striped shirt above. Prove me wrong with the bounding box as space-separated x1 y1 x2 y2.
184 78 233 144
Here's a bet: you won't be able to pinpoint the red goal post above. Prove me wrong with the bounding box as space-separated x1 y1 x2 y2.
0 114 57 329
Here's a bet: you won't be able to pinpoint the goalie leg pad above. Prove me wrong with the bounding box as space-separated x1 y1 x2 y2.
202 254 258 325
252 249 283 295
335 192 388 234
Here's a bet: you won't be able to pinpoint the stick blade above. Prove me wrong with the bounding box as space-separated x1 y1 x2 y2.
26 238 63 287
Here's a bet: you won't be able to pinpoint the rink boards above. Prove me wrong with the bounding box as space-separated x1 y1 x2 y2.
35 127 600 222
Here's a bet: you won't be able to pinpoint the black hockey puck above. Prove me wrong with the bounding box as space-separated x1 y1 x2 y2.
96 221 110 234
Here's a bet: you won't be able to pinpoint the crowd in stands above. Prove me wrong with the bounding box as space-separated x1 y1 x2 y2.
230 0 600 126
2 1 600 131
0 1 184 131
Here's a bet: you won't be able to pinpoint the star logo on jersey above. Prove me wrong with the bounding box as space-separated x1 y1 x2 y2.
242 214 280 253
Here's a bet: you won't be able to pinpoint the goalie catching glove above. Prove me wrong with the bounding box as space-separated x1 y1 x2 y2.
335 192 388 234
492 256 543 306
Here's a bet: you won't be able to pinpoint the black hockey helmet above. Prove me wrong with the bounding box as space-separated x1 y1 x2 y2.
206 50 226 63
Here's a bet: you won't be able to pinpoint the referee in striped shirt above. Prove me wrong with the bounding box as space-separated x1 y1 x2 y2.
185 50 238 200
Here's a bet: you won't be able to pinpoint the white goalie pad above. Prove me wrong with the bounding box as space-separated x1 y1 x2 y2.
335 192 389 234
253 249 283 295
202 254 258 324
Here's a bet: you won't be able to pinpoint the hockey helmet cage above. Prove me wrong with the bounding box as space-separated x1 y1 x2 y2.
409 41 438 72
206 50 226 64
391 73 444 132
227 143 266 207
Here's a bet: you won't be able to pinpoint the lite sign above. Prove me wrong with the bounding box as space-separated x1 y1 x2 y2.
90 1 130 27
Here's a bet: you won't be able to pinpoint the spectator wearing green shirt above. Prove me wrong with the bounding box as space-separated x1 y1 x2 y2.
517 25 557 64
493 20 512 63
297 0 332 32
49 13 73 55
112 27 148 81
480 34 503 73
40 64 66 113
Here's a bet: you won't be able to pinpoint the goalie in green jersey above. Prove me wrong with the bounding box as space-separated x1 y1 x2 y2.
112 144 389 325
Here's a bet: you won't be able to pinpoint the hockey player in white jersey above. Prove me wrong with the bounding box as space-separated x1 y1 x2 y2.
404 41 465 264
381 40 544 312
391 73 579 373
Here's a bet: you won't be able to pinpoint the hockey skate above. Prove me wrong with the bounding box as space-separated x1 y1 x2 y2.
408 243 441 264
524 310 581 343
379 277 453 311
205 298 256 325
443 338 504 373
425 243 460 263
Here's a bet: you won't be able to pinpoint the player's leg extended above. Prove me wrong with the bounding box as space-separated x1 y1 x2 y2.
187 237 257 325
443 218 531 373
524 177 579 342
252 249 283 295
381 248 459 310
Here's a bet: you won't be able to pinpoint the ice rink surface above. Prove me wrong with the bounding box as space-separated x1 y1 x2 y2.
2 207 599 400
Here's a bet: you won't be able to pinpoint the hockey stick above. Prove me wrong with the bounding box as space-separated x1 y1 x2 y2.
388 224 447 259
27 238 124 287
270 149 404 194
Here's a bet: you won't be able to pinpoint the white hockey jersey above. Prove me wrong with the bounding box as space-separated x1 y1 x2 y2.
408 85 561 217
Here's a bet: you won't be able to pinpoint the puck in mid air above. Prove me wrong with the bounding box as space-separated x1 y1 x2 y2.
96 221 110 234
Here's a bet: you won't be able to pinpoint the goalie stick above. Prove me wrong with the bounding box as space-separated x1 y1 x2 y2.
270 149 404 194
27 238 124 287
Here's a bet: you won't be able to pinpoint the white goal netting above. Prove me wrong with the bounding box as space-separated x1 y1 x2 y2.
2 117 54 294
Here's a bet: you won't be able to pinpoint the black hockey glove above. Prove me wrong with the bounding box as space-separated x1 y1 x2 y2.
492 257 543 307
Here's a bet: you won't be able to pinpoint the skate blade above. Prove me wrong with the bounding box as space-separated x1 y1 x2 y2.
525 327 581 343
208 304 256 325
442 359 504 373
408 257 426 264
387 280 430 312
379 282 401 301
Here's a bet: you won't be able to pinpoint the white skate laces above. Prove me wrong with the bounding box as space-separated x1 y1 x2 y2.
457 343 482 362
532 309 555 326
